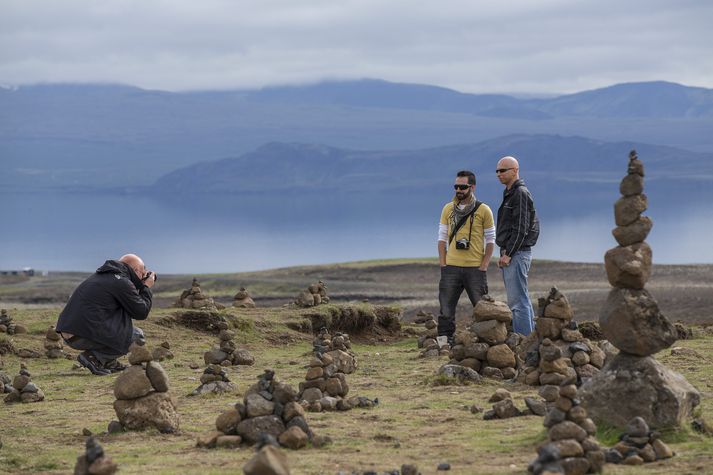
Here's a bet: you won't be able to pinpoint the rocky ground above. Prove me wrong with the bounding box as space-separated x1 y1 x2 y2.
0 260 712 474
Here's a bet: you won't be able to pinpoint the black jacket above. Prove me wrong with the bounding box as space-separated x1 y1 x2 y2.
496 179 540 257
56 260 152 354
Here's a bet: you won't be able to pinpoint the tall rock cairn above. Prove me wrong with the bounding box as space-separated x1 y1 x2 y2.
233 287 256 308
579 151 700 429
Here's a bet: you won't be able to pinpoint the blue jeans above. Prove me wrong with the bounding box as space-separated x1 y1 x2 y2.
438 265 488 338
502 250 534 335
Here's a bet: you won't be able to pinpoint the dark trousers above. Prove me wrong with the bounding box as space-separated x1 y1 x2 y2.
64 327 145 365
438 265 488 338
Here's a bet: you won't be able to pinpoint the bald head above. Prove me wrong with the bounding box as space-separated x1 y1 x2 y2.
496 156 520 188
119 253 146 279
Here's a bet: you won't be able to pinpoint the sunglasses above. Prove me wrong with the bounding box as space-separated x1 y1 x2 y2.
496 168 514 174
453 184 471 190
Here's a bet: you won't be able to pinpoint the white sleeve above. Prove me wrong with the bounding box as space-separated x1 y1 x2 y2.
484 225 496 244
438 224 448 242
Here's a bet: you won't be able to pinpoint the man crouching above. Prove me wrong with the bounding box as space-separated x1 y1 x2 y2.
56 253 156 375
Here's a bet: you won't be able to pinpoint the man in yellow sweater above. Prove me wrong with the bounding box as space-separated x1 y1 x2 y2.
437 170 496 346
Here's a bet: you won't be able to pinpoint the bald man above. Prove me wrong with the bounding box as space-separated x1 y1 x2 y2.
495 157 539 336
56 254 156 375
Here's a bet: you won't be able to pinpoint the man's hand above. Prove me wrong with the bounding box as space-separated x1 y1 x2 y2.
498 255 511 268
144 272 157 289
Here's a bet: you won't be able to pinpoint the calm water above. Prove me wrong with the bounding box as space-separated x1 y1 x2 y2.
1 192 710 273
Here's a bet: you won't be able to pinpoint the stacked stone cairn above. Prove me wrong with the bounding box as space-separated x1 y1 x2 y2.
3 364 45 403
579 151 700 429
175 278 219 310
447 295 519 380
73 437 118 475
603 416 673 465
482 388 548 420
203 323 255 367
415 310 448 357
0 309 27 335
233 287 256 308
151 341 174 361
295 280 329 307
518 288 608 387
197 369 325 450
528 383 604 475
299 328 375 412
112 339 180 433
44 325 68 359
191 363 236 396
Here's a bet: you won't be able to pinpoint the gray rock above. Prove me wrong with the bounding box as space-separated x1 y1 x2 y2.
113 392 180 433
625 416 649 437
203 349 228 365
236 415 286 444
604 242 652 289
612 216 653 247
472 320 507 345
242 445 290 475
600 288 677 356
493 399 521 419
232 349 255 366
579 353 700 429
614 194 647 227
473 297 512 323
246 393 276 418
437 364 482 383
524 397 547 416
145 361 169 392
113 366 153 400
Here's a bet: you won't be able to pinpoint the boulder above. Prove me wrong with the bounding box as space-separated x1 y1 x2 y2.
236 415 286 444
246 393 276 418
243 445 290 475
579 353 701 429
145 361 169 392
113 366 153 400
278 425 308 450
437 364 482 383
614 194 647 227
486 344 516 368
600 288 677 356
326 349 356 374
543 298 574 320
612 216 653 247
604 242 652 289
473 297 512 323
233 349 255 366
204 349 229 365
113 392 180 433
620 173 644 196
215 408 241 434
472 320 507 345
536 318 566 339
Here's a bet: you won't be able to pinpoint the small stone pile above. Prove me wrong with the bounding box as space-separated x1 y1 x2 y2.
175 278 219 310
3 364 45 403
111 340 180 433
203 324 255 366
295 280 329 307
414 310 448 357
299 328 375 412
528 383 604 475
448 295 520 380
579 151 700 429
197 369 328 450
482 388 547 420
0 309 27 335
73 437 117 475
233 287 256 308
604 416 674 465
190 363 236 396
44 325 67 359
518 288 608 387
152 341 174 361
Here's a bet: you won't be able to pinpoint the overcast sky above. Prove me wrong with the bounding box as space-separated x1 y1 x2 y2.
1 0 711 94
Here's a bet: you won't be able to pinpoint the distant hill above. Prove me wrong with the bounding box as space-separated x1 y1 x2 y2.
2 80 713 189
152 134 713 213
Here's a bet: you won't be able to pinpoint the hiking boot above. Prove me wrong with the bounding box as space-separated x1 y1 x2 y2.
77 351 111 376
103 359 127 373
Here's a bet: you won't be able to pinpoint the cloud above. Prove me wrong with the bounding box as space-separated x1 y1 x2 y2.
0 0 711 93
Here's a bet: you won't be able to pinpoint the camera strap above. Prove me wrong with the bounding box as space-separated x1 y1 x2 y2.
449 200 482 245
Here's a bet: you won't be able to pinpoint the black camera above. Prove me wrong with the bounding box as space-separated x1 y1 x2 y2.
142 271 157 282
455 239 470 250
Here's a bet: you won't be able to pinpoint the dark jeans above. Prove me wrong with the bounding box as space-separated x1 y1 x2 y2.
64 327 145 365
438 265 488 338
